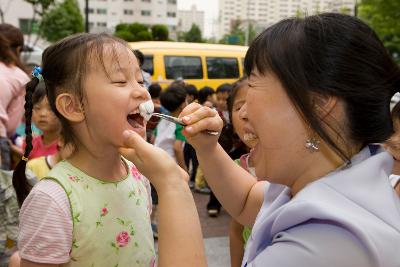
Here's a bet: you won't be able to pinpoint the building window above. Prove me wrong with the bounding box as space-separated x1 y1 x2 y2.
141 10 151 16
97 22 107 27
206 57 239 79
124 9 134 15
142 55 154 75
142 0 151 2
167 12 176 18
124 0 134 1
97 8 107 14
88 8 94 14
164 56 203 80
167 0 176 4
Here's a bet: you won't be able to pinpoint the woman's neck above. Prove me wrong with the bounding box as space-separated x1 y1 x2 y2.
290 142 350 197
67 143 127 182
42 131 59 145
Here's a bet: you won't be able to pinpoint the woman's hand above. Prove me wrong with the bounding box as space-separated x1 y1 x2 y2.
179 103 223 151
119 130 188 190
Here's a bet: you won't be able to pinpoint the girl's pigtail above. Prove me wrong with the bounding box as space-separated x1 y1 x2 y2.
12 77 40 207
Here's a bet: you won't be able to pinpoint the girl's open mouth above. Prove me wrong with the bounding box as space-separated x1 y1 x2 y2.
127 113 145 128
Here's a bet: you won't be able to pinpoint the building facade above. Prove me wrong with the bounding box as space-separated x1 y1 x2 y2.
1 0 178 37
177 4 204 34
217 0 357 40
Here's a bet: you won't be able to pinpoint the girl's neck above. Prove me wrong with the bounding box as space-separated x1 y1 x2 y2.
67 144 127 182
42 131 59 145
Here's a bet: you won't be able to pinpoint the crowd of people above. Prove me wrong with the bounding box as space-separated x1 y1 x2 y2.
1 12 400 267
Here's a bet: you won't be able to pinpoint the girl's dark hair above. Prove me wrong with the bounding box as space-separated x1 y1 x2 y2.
244 13 400 162
13 33 130 206
198 86 215 104
32 82 47 105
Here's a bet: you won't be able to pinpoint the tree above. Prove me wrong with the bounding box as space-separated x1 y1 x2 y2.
183 24 203 43
40 0 83 42
114 22 153 41
151 24 169 41
219 19 256 46
358 0 400 62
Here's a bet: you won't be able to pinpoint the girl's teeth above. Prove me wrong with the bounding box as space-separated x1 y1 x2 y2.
243 133 258 141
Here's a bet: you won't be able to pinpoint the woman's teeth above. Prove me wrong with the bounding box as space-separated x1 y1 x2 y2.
243 133 258 142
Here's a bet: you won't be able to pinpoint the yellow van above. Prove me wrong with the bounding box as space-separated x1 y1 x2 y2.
128 41 248 90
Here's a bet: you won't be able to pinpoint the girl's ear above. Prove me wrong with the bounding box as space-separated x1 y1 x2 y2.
55 93 85 122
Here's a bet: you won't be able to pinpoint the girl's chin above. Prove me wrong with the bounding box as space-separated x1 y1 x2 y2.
124 125 146 139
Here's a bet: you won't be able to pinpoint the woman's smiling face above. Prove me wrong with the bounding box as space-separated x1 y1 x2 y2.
245 70 310 185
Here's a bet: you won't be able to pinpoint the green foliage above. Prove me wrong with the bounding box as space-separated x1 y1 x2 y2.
40 0 84 42
24 0 55 15
151 24 169 41
114 22 159 41
182 24 203 43
219 19 256 46
114 30 135 42
358 0 400 62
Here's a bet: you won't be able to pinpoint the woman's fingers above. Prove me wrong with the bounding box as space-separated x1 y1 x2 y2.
119 130 153 167
184 116 223 137
179 102 203 118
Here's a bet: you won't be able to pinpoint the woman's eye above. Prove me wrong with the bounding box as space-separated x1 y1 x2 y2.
138 81 145 86
113 81 127 84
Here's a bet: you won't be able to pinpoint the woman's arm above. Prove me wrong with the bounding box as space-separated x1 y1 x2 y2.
120 130 206 267
21 259 59 267
180 104 265 225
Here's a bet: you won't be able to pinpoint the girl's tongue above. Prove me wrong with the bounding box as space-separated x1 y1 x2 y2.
127 113 144 128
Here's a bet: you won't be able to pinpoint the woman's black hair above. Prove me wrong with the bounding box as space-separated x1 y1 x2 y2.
244 13 400 161
13 33 131 207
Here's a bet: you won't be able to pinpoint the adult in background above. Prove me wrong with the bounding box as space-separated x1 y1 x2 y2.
0 24 30 170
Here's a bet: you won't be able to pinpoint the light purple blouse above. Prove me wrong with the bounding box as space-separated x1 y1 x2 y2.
243 146 400 267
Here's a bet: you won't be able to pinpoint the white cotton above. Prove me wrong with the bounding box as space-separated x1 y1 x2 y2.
139 100 154 121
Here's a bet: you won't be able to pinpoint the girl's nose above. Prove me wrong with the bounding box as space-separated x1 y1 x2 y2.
132 81 151 100
239 103 248 121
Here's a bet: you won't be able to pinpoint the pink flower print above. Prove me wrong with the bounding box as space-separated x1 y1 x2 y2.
131 166 141 180
101 207 108 216
116 231 131 247
149 257 156 267
68 175 77 182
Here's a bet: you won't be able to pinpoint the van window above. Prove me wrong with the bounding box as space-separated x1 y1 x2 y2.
206 57 239 79
164 56 203 79
142 55 154 75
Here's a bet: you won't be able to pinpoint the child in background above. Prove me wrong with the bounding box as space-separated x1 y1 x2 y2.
226 78 267 267
154 83 188 171
22 82 61 159
12 33 155 266
184 84 199 188
216 83 233 123
384 101 400 196
198 86 216 108
146 83 162 144
185 84 198 104
194 86 216 193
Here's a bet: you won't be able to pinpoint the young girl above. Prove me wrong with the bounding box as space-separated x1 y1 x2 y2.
22 82 61 159
13 33 155 267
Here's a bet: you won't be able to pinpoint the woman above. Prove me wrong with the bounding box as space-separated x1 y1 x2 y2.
0 24 29 170
120 13 400 267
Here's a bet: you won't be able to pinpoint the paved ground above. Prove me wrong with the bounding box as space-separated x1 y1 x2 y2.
193 192 231 267
155 191 232 266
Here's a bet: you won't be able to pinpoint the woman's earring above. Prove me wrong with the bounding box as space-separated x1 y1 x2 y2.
305 137 320 152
